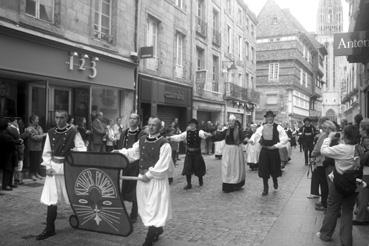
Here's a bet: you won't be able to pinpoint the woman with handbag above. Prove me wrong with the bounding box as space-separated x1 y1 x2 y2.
317 125 364 246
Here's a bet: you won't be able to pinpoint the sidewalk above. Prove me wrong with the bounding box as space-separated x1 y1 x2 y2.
261 166 369 246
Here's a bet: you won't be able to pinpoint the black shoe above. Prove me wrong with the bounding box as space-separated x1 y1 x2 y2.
153 227 163 242
130 214 137 224
273 182 278 190
262 190 268 196
10 184 18 188
36 229 56 240
184 184 192 190
315 204 327 211
2 186 12 191
168 178 173 185
199 178 203 186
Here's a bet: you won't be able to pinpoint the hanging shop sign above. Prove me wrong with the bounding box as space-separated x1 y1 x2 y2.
334 31 369 57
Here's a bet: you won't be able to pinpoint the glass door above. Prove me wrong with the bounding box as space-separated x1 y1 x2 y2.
28 82 47 129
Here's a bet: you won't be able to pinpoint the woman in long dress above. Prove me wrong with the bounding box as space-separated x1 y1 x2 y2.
211 115 246 193
245 124 261 171
214 124 226 159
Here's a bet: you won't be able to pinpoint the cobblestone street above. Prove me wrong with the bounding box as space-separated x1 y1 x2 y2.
1 149 368 246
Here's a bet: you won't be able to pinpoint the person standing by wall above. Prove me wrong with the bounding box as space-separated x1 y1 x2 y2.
91 111 106 152
26 114 46 181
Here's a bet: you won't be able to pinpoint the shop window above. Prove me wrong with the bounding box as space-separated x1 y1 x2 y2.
25 0 54 23
93 0 113 42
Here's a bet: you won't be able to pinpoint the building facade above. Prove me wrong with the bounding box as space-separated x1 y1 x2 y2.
192 0 258 127
136 0 193 129
316 0 347 123
0 0 136 129
255 0 324 126
344 0 369 120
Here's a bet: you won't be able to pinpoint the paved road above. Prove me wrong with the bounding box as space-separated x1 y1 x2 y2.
0 149 368 246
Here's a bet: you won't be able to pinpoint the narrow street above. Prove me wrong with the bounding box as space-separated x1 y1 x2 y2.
0 149 368 246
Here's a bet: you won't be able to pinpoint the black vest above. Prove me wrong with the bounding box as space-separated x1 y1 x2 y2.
138 135 168 173
259 123 280 147
48 125 77 157
187 130 201 148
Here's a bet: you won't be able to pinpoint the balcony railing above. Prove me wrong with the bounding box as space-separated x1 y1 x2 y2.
212 29 221 47
224 82 248 101
196 16 207 38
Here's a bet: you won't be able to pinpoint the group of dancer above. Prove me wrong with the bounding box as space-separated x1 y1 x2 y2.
35 109 289 246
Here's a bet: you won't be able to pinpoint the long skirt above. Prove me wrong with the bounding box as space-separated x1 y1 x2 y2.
279 147 289 163
40 161 69 206
136 175 172 227
354 175 369 222
258 148 281 179
245 143 261 164
222 145 246 192
182 151 206 177
214 140 225 157
121 161 139 202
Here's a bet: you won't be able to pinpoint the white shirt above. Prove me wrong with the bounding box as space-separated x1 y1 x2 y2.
250 124 288 149
169 130 208 142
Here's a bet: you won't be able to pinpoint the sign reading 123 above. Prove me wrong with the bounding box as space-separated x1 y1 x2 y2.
67 51 99 79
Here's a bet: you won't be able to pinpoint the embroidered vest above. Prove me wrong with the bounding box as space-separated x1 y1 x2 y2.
187 130 201 148
48 125 77 157
138 136 168 173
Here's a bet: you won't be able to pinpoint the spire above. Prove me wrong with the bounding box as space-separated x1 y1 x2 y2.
316 0 343 34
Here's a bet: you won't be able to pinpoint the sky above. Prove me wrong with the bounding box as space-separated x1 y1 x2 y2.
244 0 349 33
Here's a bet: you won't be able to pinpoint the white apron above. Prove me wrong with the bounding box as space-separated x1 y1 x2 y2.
221 145 246 184
245 142 261 164
136 174 172 227
40 161 69 206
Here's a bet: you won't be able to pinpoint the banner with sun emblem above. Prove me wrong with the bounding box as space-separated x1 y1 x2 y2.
64 151 132 236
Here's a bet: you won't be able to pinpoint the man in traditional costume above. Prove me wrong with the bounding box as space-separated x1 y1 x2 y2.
36 111 86 240
117 117 173 246
117 113 144 223
168 119 211 189
211 115 247 193
245 124 261 171
249 111 288 196
299 117 317 165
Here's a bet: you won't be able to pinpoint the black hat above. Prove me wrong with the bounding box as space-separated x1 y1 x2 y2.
303 117 311 123
264 111 276 118
189 118 199 125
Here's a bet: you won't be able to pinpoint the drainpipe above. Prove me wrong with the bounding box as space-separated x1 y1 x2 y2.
133 0 140 113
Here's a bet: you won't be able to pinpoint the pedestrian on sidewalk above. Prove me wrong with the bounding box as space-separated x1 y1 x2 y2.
299 118 317 166
310 120 336 211
26 114 47 181
36 110 86 240
211 115 247 193
0 117 18 191
353 118 369 226
116 117 173 246
117 113 144 223
249 111 288 196
317 125 364 246
168 119 211 189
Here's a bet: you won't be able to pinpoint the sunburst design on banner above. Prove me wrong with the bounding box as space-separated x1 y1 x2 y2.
72 168 122 231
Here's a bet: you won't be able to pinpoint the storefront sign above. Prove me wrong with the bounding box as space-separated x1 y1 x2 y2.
334 31 369 56
66 52 99 79
140 46 154 59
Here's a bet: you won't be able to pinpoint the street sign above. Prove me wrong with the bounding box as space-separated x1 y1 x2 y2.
140 46 154 59
334 31 369 57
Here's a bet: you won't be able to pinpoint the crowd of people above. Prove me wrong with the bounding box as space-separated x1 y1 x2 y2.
1 109 369 246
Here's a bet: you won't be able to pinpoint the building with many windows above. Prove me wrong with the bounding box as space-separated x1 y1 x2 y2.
136 0 192 128
192 0 258 127
0 0 136 128
255 0 325 125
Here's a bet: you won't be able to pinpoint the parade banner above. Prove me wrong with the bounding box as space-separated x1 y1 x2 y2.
64 152 132 236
